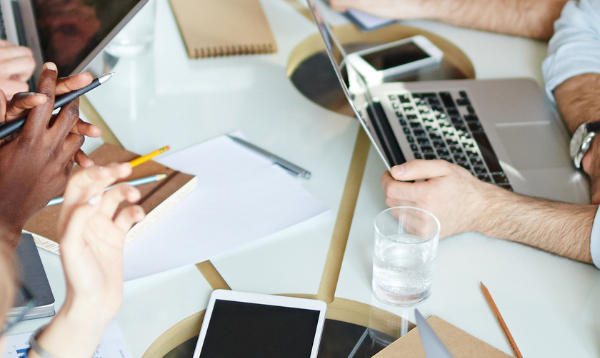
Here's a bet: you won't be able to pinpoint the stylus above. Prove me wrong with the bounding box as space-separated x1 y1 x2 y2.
0 72 114 140
227 135 312 179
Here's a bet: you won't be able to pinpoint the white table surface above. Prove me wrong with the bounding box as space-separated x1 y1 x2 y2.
12 0 600 357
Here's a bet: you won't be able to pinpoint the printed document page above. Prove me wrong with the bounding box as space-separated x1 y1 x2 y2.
2 321 132 358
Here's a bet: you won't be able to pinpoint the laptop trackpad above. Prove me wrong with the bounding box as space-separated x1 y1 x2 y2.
495 122 571 170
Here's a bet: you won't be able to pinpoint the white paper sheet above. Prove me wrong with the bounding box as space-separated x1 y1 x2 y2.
346 9 395 31
122 134 329 280
2 321 132 358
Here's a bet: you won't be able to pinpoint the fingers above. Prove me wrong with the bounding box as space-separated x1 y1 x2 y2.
74 149 94 168
381 170 419 203
99 184 141 220
70 118 101 137
114 205 145 232
58 163 132 233
22 62 58 137
59 195 101 248
0 89 6 122
62 164 131 210
0 79 29 100
5 92 47 121
51 96 80 140
61 132 84 164
390 160 456 181
55 72 93 95
0 45 32 61
0 55 35 81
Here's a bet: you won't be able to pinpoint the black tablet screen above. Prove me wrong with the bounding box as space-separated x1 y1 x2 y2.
199 299 321 358
362 42 430 71
32 0 142 76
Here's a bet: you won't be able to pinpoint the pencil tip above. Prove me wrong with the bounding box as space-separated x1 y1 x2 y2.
156 174 168 180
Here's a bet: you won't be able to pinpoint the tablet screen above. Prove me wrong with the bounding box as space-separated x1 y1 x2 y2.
32 0 143 75
199 299 321 358
361 42 430 71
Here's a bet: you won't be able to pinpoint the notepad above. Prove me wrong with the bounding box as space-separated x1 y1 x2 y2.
373 316 512 358
24 144 197 254
169 0 278 58
121 133 329 280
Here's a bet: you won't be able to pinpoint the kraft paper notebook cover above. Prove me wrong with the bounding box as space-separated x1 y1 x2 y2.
373 316 512 358
24 144 197 254
169 0 277 58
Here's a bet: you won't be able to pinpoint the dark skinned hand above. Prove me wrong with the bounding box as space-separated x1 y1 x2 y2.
0 62 99 250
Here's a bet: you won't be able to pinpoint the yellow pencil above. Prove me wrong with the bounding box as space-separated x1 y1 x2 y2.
129 146 171 168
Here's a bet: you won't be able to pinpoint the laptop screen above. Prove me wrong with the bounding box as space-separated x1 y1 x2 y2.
31 0 146 76
307 0 393 169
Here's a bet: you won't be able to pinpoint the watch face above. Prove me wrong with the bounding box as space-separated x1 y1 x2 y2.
571 124 588 158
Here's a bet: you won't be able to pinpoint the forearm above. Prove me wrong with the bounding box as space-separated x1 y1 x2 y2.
474 186 596 263
30 296 116 358
432 0 568 39
555 73 600 133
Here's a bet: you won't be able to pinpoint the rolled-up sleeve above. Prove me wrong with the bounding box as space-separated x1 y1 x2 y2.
542 0 600 101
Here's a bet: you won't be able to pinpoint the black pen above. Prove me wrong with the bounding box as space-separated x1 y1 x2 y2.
0 72 114 140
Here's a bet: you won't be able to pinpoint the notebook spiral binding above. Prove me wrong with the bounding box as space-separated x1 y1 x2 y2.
194 43 276 58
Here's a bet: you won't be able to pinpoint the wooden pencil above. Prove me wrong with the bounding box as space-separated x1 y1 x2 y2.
129 146 170 168
480 282 523 358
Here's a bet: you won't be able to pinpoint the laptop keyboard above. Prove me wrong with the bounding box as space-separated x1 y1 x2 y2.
380 90 513 190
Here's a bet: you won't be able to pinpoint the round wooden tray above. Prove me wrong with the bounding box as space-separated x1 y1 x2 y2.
143 295 414 358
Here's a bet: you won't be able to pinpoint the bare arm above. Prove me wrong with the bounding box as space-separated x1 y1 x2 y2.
555 74 600 134
552 74 600 203
381 160 597 263
329 0 568 40
474 185 595 263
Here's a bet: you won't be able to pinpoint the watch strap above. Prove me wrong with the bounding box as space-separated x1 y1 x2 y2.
27 325 61 358
587 121 600 133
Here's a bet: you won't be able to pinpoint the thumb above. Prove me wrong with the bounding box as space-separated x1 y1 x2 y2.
390 160 454 181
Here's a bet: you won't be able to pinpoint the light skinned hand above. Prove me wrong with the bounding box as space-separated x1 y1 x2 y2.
33 163 144 358
57 163 145 316
381 159 501 238
0 40 35 99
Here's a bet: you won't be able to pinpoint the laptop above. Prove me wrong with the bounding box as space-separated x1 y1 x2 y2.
0 0 148 81
308 0 590 205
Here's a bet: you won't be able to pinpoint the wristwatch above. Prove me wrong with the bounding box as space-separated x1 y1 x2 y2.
570 121 600 169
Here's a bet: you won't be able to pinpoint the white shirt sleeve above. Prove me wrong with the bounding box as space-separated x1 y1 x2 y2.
542 0 600 101
590 208 600 268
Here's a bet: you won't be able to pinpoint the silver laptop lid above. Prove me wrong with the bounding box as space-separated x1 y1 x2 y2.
415 309 455 358
307 0 394 170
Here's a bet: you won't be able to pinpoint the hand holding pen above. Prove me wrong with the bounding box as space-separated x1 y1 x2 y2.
0 63 103 250
0 67 104 166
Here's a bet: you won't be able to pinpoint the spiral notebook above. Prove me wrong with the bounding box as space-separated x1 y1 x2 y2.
169 0 277 58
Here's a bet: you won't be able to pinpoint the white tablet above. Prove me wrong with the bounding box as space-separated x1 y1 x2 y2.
192 290 328 358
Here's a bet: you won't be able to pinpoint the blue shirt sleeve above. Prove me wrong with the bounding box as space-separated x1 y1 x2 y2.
542 0 600 101
591 207 600 268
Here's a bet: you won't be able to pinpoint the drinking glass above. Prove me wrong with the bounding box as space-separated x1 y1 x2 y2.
105 0 156 57
372 207 440 306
